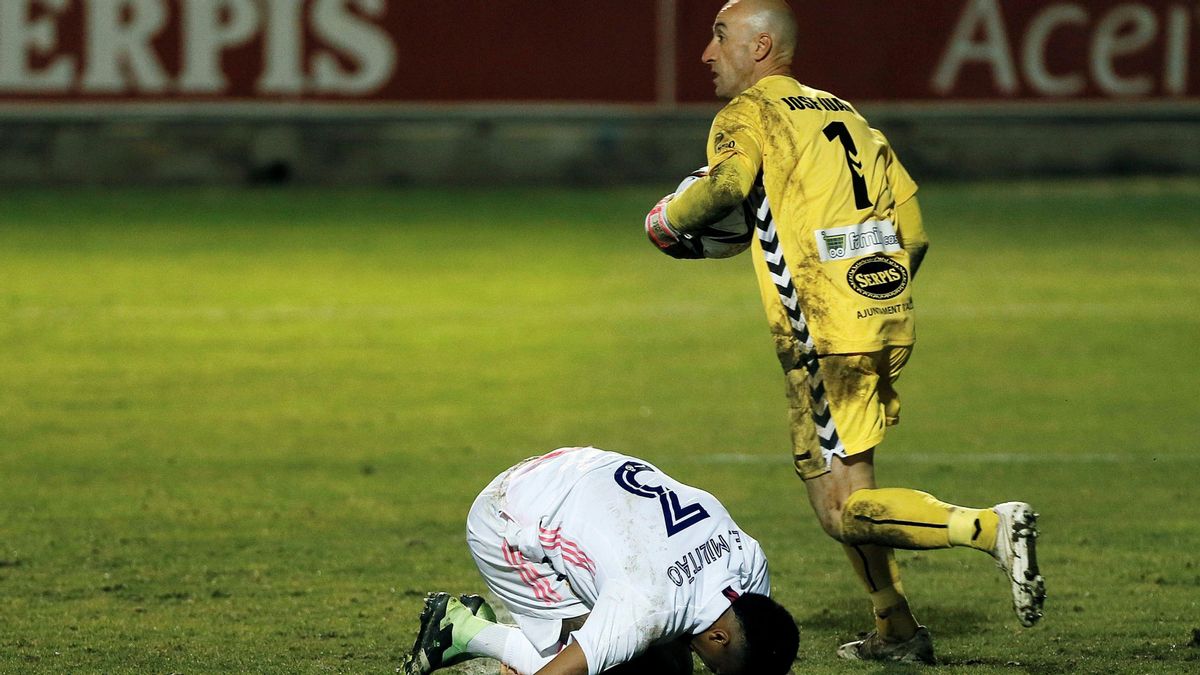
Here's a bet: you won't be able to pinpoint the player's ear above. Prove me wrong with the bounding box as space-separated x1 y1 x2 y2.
705 626 732 647
753 33 773 61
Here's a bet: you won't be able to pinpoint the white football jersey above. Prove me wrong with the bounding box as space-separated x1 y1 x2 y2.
494 447 770 674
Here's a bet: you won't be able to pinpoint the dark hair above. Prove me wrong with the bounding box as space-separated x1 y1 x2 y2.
730 592 799 674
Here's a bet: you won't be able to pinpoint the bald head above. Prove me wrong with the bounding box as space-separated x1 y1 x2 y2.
723 0 798 60
703 0 798 99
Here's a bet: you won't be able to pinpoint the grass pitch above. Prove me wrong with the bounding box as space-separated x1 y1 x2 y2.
1 181 1198 673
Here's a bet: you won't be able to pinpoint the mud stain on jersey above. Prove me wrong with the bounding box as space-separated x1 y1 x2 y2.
746 88 837 352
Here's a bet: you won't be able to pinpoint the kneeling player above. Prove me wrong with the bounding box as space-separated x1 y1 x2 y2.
402 446 799 675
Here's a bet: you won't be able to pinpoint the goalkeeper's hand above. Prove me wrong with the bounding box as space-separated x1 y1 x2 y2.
644 194 703 260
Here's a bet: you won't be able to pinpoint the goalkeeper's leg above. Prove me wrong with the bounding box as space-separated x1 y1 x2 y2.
789 347 1043 654
804 451 923 643
806 450 1043 635
837 480 1044 628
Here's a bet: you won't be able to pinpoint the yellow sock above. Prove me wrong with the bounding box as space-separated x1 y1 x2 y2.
949 506 999 552
843 544 919 641
843 488 998 552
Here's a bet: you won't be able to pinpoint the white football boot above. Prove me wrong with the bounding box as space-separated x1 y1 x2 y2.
992 502 1045 627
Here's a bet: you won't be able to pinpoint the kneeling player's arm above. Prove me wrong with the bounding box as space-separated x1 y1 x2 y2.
896 195 929 279
664 153 758 232
534 641 589 675
557 584 666 675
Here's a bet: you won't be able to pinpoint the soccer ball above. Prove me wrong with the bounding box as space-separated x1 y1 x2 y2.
672 167 762 259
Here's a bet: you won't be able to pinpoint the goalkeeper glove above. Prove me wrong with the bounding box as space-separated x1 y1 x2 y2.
645 195 703 260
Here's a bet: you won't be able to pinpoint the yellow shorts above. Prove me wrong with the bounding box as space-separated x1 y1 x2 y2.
784 346 911 480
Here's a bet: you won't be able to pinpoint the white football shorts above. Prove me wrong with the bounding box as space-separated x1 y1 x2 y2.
465 469 589 655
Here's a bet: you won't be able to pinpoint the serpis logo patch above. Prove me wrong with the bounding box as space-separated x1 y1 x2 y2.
814 220 901 262
847 256 909 300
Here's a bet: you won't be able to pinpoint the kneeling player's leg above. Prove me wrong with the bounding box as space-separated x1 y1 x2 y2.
456 471 590 672
468 622 559 675
465 621 692 675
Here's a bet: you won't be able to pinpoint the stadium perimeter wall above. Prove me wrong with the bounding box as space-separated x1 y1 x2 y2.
1 105 1198 186
2 0 1198 185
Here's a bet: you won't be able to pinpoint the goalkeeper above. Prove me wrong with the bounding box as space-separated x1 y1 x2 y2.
644 0 1044 664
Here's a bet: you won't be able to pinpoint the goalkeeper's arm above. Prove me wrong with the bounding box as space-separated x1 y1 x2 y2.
896 195 929 279
645 101 763 257
663 155 758 232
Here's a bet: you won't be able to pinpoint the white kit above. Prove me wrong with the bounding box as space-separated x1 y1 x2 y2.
465 447 770 674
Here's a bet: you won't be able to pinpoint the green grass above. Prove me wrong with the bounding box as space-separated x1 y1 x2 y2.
1 180 1198 673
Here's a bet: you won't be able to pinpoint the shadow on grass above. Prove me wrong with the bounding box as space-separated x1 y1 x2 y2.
802 603 990 640
795 604 1076 672
831 663 1063 674
936 656 1072 674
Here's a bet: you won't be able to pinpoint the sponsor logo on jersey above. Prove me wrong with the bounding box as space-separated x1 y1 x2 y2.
857 299 913 319
713 131 736 154
847 256 909 300
815 220 901 262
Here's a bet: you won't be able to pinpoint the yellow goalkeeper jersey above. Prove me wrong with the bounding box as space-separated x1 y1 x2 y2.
669 75 924 354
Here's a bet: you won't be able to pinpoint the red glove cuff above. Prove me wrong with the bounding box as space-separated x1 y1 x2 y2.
644 195 679 250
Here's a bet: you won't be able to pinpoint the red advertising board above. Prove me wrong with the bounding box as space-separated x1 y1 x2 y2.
0 0 1196 106
676 0 1200 103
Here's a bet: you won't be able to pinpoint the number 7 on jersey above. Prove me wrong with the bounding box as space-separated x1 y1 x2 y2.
823 121 873 210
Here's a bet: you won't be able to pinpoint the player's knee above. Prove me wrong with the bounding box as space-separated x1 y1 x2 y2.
806 474 875 541
812 488 883 543
812 503 848 541
839 489 879 544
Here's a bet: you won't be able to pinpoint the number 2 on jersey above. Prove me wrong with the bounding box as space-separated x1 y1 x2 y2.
823 121 873 210
614 461 710 537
